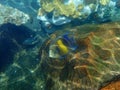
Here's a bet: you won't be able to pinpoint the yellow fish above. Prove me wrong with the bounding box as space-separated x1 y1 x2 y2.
56 39 69 55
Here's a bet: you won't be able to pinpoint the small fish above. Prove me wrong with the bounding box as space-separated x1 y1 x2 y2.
23 35 40 46
62 33 77 51
56 39 69 55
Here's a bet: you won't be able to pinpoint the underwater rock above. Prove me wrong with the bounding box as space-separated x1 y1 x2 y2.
37 0 117 28
0 23 36 72
1 22 120 90
101 80 120 90
0 4 30 25
39 22 120 90
23 35 41 46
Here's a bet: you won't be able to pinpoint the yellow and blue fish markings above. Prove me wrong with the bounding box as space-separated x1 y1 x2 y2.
62 33 77 51
56 39 69 55
55 33 78 58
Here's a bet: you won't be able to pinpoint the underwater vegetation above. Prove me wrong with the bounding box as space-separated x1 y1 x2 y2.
1 22 120 90
0 0 120 90
40 22 120 90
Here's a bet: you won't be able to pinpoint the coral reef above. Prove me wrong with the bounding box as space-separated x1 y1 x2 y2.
0 4 30 25
0 0 41 32
40 22 120 90
1 22 120 90
0 0 120 90
37 0 98 26
37 0 117 27
100 0 110 5
39 1 81 20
